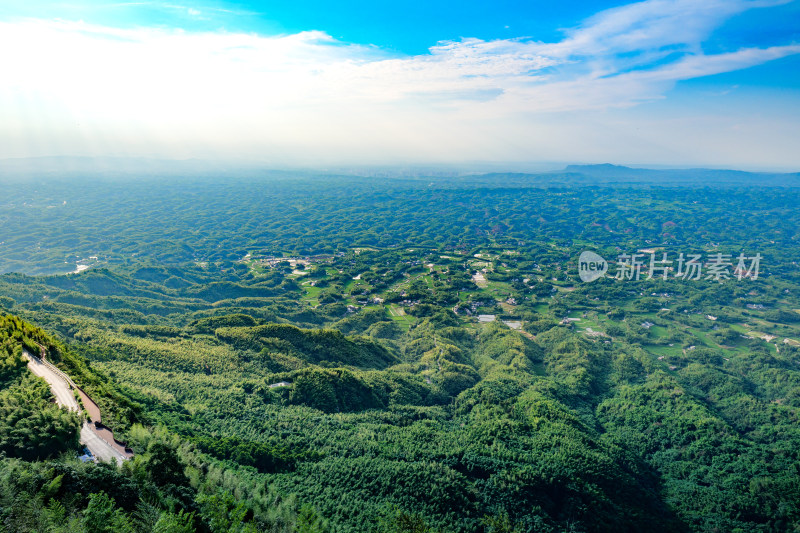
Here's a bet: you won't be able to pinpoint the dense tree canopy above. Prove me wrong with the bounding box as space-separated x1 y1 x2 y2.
1 173 800 531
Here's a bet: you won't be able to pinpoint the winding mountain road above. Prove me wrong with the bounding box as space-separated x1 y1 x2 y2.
23 350 131 465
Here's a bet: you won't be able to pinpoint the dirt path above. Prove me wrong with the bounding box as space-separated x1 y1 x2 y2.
23 350 132 465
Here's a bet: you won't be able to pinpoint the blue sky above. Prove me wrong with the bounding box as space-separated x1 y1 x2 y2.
1 0 799 169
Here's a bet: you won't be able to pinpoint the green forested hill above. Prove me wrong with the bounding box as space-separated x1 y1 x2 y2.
0 316 80 460
1 175 800 532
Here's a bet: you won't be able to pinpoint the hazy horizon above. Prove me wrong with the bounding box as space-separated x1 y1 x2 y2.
1 155 798 176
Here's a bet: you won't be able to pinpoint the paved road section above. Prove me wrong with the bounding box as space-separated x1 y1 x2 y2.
25 352 80 411
23 350 131 465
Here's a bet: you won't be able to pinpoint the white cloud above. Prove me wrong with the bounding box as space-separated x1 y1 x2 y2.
556 0 789 55
0 0 798 166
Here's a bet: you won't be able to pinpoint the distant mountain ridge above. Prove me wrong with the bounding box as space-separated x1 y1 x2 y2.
559 163 800 186
1 157 798 186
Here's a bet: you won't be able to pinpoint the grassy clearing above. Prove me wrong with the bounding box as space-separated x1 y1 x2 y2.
689 328 718 348
533 303 549 314
301 284 322 305
644 344 681 357
577 317 602 332
648 325 669 339
385 304 414 331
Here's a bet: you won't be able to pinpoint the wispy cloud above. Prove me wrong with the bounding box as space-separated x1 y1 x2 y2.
0 0 798 165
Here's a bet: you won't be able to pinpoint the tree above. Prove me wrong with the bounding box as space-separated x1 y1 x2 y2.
295 504 329 533
82 492 134 533
379 510 432 533
153 510 196 533
199 491 257 533
145 442 189 488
